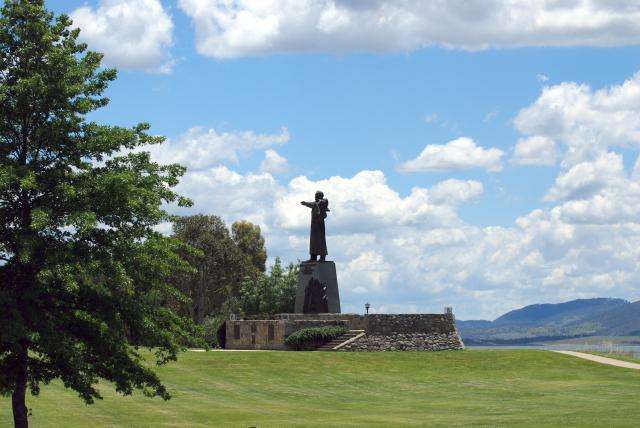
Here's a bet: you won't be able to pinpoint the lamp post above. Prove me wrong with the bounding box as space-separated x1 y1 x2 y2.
365 302 370 315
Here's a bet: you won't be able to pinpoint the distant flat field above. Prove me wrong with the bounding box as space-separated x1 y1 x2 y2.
2 350 640 427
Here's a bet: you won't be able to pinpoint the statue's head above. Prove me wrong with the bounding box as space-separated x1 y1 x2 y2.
315 190 324 200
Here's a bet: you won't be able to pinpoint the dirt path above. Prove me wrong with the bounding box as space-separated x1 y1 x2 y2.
188 349 273 352
553 350 640 370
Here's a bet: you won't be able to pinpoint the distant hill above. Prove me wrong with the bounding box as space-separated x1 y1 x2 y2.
590 300 640 336
457 298 639 344
494 298 628 326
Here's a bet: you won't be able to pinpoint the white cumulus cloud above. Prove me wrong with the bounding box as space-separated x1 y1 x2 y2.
399 137 504 172
71 0 174 73
514 71 640 167
511 136 557 166
260 149 289 174
429 179 484 206
172 165 283 228
146 126 290 171
545 152 625 202
275 170 465 234
178 0 640 59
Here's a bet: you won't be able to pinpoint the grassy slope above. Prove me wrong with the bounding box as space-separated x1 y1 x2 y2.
2 350 640 427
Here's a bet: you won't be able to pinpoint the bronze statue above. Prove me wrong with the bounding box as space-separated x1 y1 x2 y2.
300 191 329 262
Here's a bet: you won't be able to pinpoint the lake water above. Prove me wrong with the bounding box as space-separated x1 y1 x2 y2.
468 343 640 358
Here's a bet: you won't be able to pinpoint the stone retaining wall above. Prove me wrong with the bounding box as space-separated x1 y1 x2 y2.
339 332 463 352
365 314 458 335
333 314 464 351
225 320 286 350
225 313 464 351
273 313 367 330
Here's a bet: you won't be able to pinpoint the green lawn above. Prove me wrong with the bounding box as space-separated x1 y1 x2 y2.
2 350 640 427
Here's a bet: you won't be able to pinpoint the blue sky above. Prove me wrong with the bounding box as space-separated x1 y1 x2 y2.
46 1 640 319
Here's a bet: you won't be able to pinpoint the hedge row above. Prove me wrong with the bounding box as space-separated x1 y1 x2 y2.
284 325 349 350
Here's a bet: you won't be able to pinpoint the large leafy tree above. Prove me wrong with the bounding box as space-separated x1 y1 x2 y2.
0 1 198 427
231 220 267 274
171 215 249 324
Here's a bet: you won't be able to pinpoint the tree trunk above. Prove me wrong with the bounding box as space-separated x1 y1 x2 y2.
12 346 28 428
195 263 206 324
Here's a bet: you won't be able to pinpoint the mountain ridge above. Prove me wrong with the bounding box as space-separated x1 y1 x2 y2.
458 297 638 344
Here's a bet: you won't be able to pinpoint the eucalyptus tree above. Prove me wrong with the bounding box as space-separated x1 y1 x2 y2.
173 214 258 324
232 220 267 274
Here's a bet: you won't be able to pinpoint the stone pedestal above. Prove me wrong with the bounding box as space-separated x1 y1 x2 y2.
294 261 341 314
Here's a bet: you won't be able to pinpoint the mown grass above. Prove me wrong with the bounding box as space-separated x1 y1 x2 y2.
2 350 640 427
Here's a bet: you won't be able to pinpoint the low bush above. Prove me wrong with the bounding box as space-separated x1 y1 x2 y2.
202 315 226 348
285 325 349 350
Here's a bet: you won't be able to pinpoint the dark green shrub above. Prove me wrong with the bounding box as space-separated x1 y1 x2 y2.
285 326 349 350
202 315 226 348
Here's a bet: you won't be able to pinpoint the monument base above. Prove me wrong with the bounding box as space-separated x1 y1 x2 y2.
294 261 341 314
223 313 465 351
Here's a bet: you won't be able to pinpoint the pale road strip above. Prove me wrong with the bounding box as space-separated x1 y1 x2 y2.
553 350 640 370
188 349 273 352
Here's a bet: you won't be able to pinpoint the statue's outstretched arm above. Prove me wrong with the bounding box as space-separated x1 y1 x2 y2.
300 201 314 208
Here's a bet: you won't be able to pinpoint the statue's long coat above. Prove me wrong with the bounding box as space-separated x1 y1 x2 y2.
309 198 329 256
